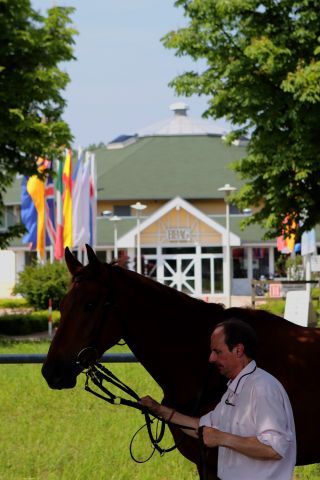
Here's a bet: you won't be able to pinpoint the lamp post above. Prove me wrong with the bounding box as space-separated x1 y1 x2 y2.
130 201 147 274
218 183 237 308
102 210 121 260
109 215 121 259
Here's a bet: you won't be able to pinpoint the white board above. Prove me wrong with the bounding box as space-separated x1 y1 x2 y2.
311 255 320 272
284 290 312 327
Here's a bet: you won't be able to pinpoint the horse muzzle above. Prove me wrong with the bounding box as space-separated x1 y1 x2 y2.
41 360 82 389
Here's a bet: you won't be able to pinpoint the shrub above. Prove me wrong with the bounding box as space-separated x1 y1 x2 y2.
13 262 70 310
0 310 60 335
0 298 28 308
257 299 285 316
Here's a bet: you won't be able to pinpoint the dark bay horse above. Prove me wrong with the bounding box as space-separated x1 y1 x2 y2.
42 245 320 479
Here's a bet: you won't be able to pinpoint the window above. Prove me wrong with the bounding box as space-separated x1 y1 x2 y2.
142 248 156 255
113 205 131 217
25 251 38 266
202 247 223 254
232 248 248 278
252 248 269 279
230 204 241 214
162 247 196 254
0 206 20 230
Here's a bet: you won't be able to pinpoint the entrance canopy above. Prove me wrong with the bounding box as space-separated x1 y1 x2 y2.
117 197 241 248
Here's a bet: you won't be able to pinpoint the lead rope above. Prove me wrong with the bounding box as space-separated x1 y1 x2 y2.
83 362 195 463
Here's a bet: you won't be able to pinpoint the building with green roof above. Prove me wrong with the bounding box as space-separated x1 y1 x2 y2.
1 103 316 301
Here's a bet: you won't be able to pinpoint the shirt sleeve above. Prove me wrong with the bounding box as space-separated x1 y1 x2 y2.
199 401 222 429
254 382 295 458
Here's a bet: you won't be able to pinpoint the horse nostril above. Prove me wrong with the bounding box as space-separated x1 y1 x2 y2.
42 361 78 389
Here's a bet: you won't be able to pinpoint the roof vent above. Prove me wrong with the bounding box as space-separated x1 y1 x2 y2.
169 102 189 117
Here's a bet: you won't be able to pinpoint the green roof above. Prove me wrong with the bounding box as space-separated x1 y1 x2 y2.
96 136 246 201
96 217 136 246
4 135 246 204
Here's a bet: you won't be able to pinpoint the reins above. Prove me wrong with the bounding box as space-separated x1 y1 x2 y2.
78 350 196 463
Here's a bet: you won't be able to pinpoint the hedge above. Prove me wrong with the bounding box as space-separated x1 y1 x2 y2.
0 311 60 335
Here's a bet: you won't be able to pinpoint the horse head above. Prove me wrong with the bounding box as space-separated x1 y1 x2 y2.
42 245 123 389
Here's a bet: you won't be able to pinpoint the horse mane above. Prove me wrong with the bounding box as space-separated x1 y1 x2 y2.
110 262 226 314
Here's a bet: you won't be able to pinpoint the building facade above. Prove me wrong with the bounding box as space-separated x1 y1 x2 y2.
1 103 318 300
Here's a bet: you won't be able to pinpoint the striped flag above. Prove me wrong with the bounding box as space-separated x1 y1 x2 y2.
21 158 55 259
277 216 296 253
54 159 64 260
72 148 85 248
89 153 97 247
62 149 73 248
80 152 91 246
45 173 56 247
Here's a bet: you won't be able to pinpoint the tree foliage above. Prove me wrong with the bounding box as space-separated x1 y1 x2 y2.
0 0 77 247
13 261 70 310
162 0 320 237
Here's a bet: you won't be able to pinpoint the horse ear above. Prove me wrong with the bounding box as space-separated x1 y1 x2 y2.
65 247 82 274
85 244 101 266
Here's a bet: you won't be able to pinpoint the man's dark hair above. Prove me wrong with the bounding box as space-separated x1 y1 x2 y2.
215 318 257 360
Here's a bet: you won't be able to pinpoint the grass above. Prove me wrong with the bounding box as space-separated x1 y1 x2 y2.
0 341 196 480
0 341 319 479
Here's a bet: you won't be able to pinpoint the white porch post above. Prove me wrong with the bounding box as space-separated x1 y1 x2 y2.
269 246 275 277
247 247 253 280
195 244 202 296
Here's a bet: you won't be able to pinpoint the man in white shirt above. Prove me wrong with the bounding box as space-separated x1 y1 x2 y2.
140 318 296 480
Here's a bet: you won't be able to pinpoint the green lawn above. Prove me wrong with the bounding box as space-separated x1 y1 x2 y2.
0 341 319 479
0 341 196 480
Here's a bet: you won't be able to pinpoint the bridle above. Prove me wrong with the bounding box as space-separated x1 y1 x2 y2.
76 347 196 463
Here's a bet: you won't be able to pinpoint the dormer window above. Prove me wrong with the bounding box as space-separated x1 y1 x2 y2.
113 205 131 217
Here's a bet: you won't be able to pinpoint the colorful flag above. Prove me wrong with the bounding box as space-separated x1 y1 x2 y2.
44 173 56 247
54 159 64 260
89 153 97 247
80 152 91 246
72 148 84 248
62 149 73 248
21 158 54 258
21 176 37 249
277 216 296 254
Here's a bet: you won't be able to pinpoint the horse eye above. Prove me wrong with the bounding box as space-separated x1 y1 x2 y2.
84 302 96 312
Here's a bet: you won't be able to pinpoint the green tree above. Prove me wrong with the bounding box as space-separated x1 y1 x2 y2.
0 0 77 247
13 261 70 309
162 0 320 237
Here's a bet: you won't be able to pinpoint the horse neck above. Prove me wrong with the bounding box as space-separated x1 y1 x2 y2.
111 267 222 401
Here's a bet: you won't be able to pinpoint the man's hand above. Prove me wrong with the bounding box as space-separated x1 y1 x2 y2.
139 396 199 438
202 427 224 448
139 395 163 417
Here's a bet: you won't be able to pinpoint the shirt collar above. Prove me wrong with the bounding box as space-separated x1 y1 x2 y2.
227 360 256 394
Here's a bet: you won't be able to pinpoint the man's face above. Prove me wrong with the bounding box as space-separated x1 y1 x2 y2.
209 326 240 380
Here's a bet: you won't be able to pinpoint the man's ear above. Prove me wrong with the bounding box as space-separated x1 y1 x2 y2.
234 343 245 357
237 343 244 357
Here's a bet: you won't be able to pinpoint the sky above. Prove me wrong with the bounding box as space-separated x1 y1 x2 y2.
31 1 229 148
